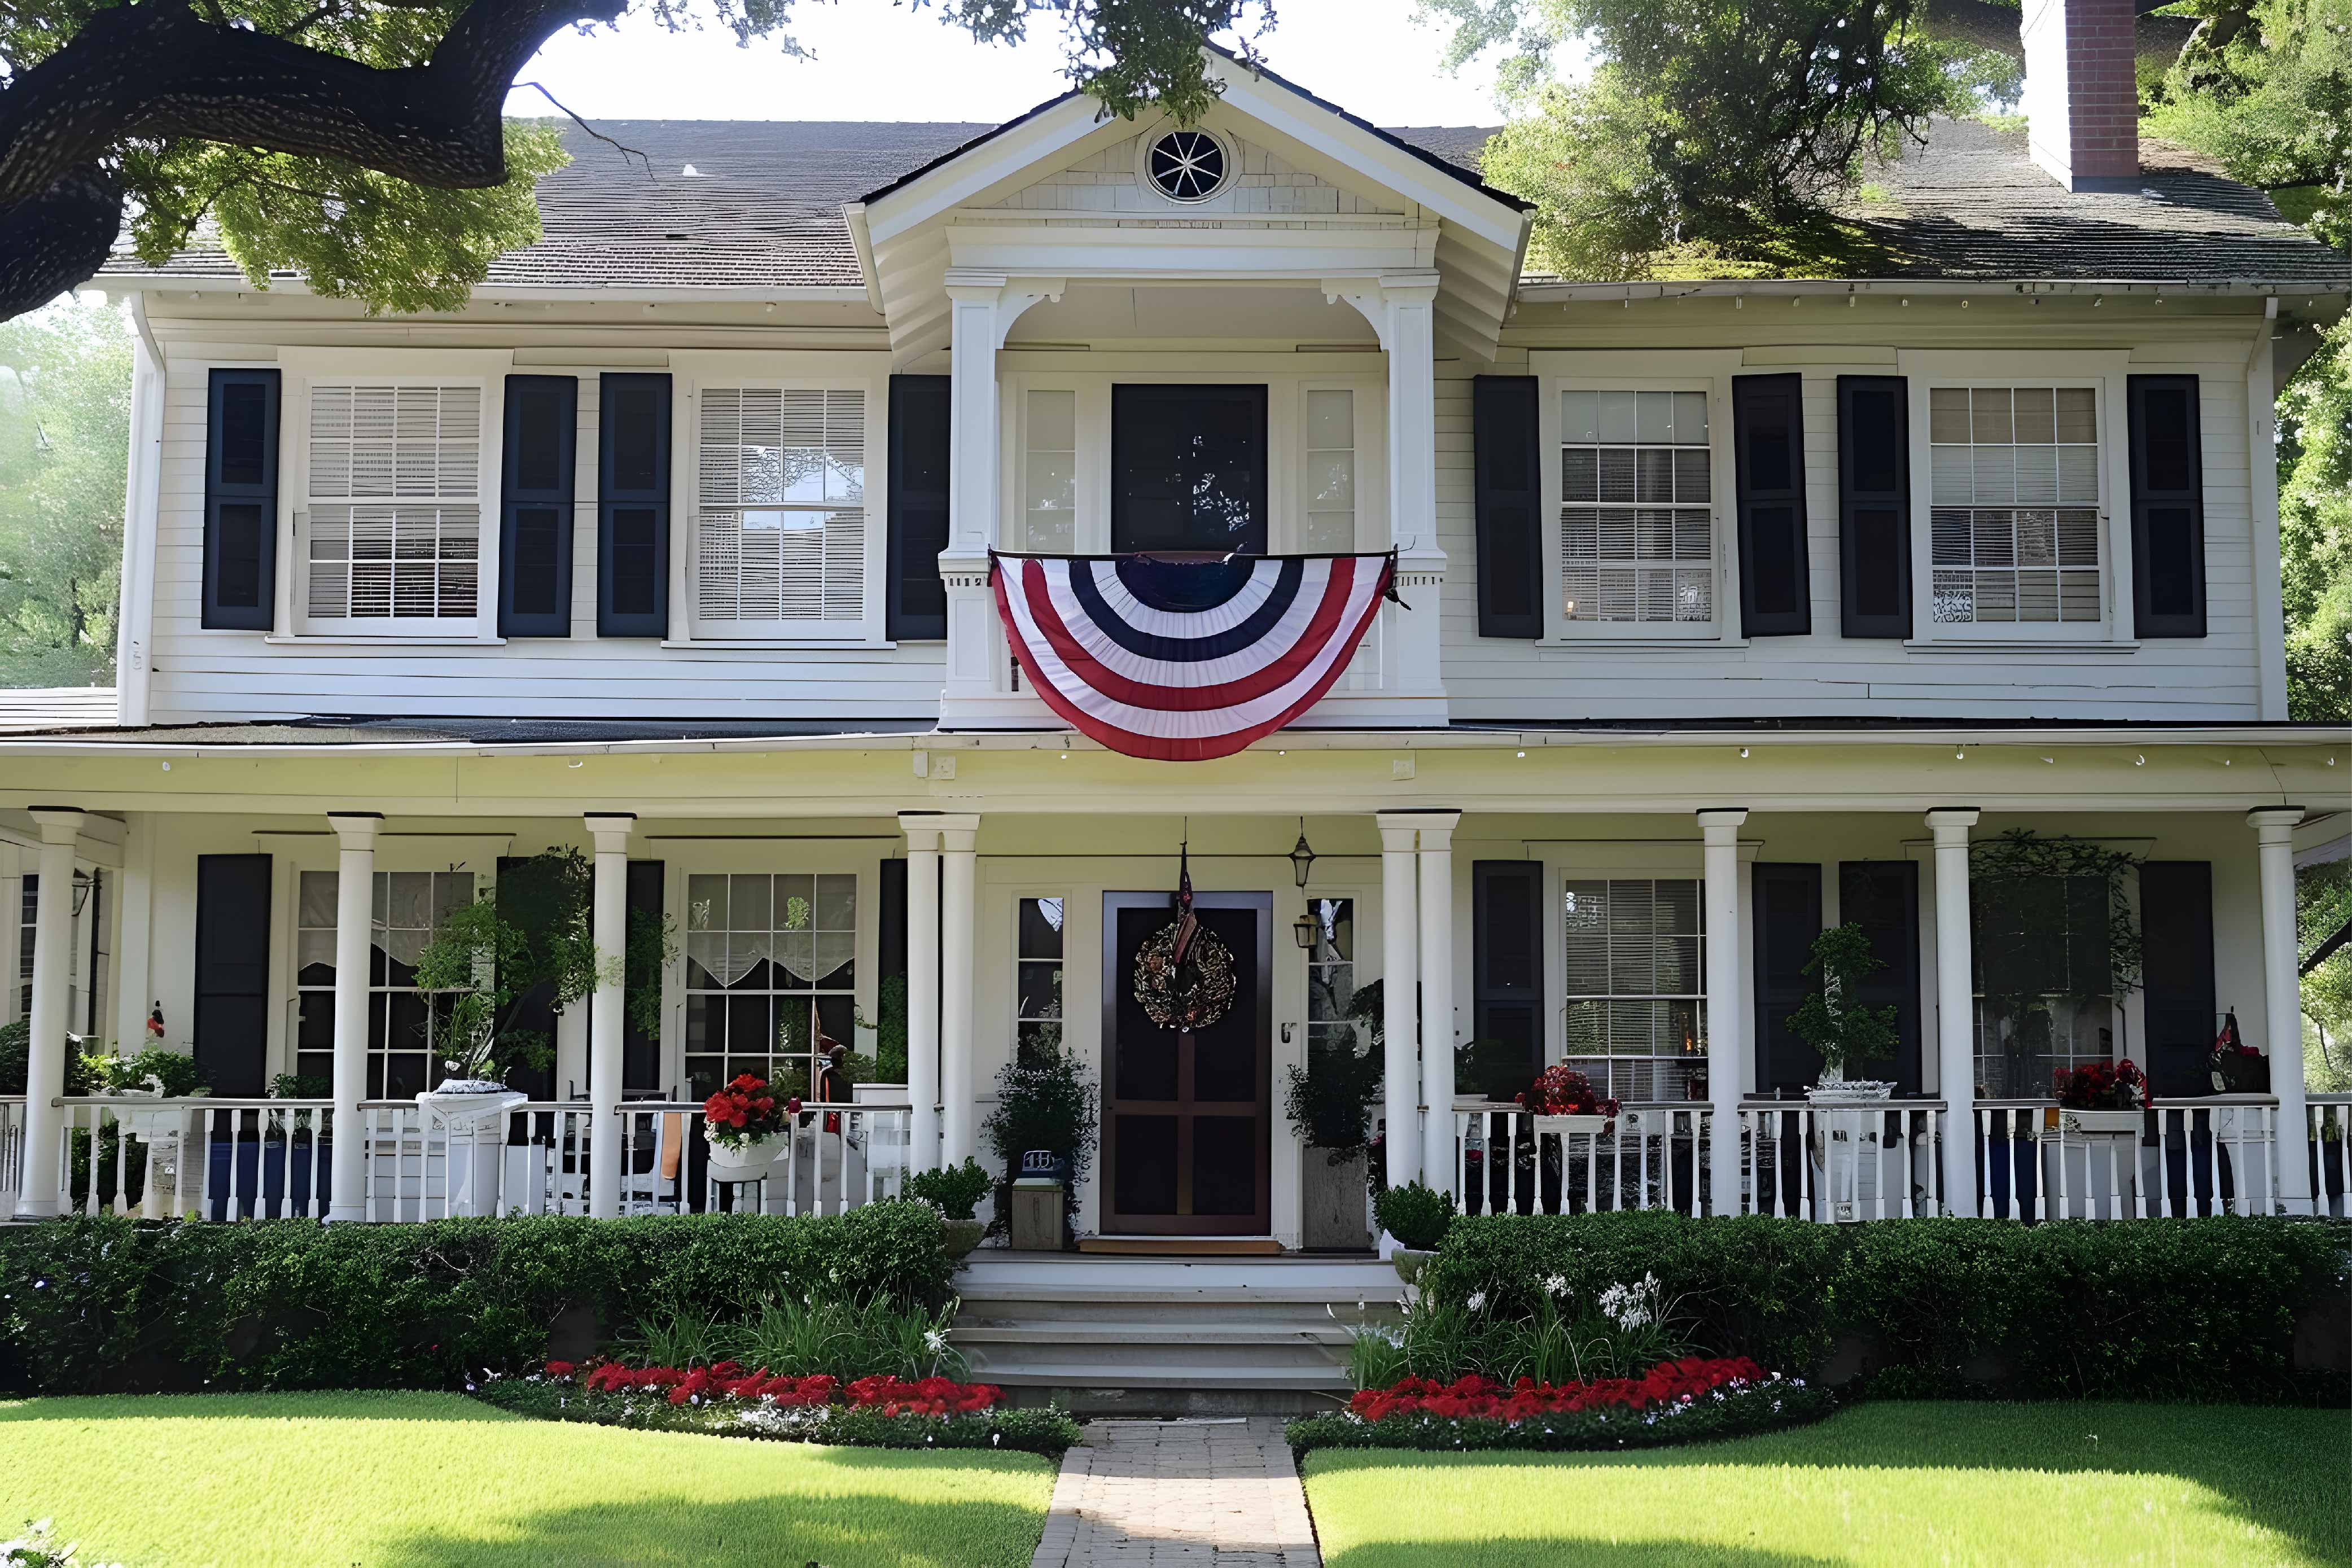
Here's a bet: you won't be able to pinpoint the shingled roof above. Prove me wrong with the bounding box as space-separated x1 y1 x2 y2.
102 112 2350 294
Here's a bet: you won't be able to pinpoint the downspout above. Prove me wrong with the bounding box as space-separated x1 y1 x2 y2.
2247 296 2287 721
114 292 166 728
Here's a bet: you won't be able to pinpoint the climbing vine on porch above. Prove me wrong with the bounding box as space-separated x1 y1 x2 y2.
1968 830 2144 1078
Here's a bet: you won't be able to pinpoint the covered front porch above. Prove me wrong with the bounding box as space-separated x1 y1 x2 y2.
2 725 2343 1236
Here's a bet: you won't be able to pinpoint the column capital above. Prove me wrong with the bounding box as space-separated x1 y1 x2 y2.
326 811 382 851
899 812 944 853
1925 807 1981 841
27 806 86 846
2248 805 2305 840
1696 808 1749 839
584 812 636 853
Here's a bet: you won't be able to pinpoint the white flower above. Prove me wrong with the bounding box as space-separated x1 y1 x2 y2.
923 1329 949 1356
1541 1273 1569 1297
1464 1290 1487 1312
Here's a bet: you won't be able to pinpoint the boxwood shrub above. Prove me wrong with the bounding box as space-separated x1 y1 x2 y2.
0 1203 950 1395
1421 1211 2350 1405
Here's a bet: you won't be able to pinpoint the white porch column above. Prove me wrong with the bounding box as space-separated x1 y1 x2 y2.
1698 809 1747 1216
325 812 381 1223
899 814 944 1173
1416 811 1462 1196
15 808 85 1219
1375 813 1422 1193
1928 808 1981 1217
937 814 981 1167
2252 807 2312 1214
584 813 635 1220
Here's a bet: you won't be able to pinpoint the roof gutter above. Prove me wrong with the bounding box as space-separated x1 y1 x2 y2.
98 276 875 305
1514 277 2352 304
0 722 2339 761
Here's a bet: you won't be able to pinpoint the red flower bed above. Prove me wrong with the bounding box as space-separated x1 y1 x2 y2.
557 1360 1001 1413
1349 1356 1768 1423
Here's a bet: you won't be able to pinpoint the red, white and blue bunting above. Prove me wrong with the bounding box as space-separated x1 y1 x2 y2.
989 551 1398 763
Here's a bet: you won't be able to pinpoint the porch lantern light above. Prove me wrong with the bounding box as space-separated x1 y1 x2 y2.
1289 820 1317 888
1293 910 1320 951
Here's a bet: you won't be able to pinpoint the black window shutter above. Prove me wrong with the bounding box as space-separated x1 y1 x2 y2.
1836 375 1912 638
1837 861 1924 1096
1468 861 1544 1099
494 854 564 1098
193 854 272 1096
888 375 951 641
499 375 577 638
2128 375 2206 638
2140 862 2215 1097
1751 864 1823 1096
623 860 667 1097
203 369 281 630
1472 376 1542 640
598 373 672 638
1733 373 1811 637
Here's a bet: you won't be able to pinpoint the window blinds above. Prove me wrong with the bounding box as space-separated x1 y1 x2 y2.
304 383 483 621
696 386 866 626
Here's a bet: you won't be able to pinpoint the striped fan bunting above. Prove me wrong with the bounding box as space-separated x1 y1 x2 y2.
989 551 1397 762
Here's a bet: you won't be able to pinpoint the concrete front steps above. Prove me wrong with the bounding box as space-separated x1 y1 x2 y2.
949 1253 1407 1417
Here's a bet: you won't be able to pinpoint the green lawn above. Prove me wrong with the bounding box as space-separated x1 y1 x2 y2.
1301 1402 2351 1567
0 1391 1056 1568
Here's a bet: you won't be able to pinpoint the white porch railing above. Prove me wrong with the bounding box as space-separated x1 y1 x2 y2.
19 1096 910 1222
1453 1093 2335 1222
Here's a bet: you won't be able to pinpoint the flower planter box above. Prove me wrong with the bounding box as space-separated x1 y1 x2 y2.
1302 1146 1370 1250
2051 1107 2147 1136
1392 1247 1436 1285
418 1085 527 1129
1806 1080 1895 1106
704 1129 781 1183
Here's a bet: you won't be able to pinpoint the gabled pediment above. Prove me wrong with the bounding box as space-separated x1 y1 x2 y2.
847 53 1530 362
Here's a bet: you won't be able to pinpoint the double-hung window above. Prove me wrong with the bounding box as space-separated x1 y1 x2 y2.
294 869 474 1098
691 386 871 637
1557 388 1716 629
300 382 486 630
1560 878 1706 1102
1300 390 1357 551
1971 871 2114 1098
682 873 858 1100
1927 386 2104 628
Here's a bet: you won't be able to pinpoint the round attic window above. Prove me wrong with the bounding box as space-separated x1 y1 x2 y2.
1144 128 1229 203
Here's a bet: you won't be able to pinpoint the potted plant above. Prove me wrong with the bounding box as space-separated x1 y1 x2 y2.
981 1046 1098 1248
1786 923 1900 1103
1517 1063 1620 1138
2052 1058 2149 1135
1372 1181 1454 1284
100 1046 209 1141
704 1073 794 1180
1283 980 1384 1250
908 1157 993 1259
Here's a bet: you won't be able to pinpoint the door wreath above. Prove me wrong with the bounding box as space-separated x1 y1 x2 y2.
1131 844 1237 1032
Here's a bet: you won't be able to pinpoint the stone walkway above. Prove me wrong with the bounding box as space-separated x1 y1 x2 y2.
1029 1418 1321 1567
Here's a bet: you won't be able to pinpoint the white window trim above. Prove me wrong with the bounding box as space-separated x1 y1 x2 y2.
675 375 887 645
998 361 1387 556
278 353 511 642
1009 890 1070 1066
1896 349 2135 648
1535 373 1736 643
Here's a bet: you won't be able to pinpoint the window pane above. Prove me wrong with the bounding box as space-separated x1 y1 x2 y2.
1928 386 2102 627
1560 389 1714 624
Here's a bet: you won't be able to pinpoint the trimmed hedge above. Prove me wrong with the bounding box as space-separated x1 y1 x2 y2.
1422 1212 2351 1405
0 1205 951 1395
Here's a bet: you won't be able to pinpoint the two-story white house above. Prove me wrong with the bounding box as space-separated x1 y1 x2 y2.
3 3 2347 1250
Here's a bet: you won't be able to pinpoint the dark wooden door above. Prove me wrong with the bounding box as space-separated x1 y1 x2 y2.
1101 891 1272 1235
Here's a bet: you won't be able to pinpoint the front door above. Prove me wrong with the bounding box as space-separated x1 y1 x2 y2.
1101 891 1272 1235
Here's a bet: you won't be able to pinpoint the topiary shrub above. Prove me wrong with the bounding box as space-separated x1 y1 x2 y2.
1373 1181 1457 1251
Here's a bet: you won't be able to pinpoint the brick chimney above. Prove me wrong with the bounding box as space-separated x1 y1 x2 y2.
2021 0 2141 190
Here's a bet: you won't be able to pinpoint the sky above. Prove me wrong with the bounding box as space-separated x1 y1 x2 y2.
500 0 1514 128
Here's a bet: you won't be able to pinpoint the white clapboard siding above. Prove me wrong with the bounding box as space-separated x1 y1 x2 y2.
1432 341 2266 722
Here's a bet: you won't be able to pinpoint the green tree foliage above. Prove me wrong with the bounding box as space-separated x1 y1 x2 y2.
2143 1 2352 722
1420 0 2011 277
2301 859 2352 1092
0 295 126 686
0 0 1269 321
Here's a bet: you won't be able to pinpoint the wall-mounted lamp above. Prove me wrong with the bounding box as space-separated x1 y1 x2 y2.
70 869 96 917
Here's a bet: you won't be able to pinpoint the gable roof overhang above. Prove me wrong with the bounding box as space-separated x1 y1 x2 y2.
849 51 1531 362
